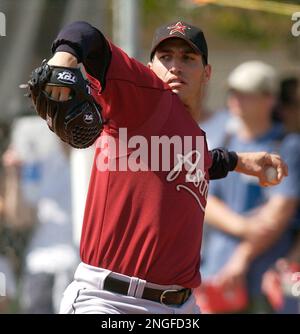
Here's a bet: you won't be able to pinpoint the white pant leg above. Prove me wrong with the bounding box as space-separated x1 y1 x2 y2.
60 281 176 314
174 290 201 314
60 262 200 314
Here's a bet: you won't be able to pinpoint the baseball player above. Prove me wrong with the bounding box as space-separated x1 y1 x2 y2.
27 21 288 314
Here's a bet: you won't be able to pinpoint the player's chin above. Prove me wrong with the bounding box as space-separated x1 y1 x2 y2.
171 87 187 100
171 88 180 95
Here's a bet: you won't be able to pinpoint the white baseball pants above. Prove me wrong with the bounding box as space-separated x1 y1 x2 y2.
59 262 201 314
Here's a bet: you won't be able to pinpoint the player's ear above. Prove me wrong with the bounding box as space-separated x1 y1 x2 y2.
203 64 212 84
147 62 153 70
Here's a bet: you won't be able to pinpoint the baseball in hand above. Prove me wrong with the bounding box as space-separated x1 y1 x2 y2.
265 166 278 183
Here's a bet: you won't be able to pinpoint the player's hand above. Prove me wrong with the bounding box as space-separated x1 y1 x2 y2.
234 152 288 187
45 52 78 101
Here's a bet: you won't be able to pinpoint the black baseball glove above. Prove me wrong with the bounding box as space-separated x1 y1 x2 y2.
27 60 103 149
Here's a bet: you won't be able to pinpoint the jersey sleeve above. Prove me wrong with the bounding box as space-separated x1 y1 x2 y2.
208 148 238 180
52 21 169 131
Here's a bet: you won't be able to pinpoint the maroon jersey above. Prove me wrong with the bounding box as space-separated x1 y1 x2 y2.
52 21 237 288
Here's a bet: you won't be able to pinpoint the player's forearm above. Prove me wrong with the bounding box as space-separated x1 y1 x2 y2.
205 195 246 237
47 51 78 68
51 21 111 86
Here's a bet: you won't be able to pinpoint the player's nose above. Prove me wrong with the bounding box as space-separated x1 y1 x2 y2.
169 60 182 75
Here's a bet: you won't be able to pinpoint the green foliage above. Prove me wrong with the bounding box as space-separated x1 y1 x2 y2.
269 0 300 4
143 0 182 24
209 9 281 49
142 0 296 50
215 12 266 40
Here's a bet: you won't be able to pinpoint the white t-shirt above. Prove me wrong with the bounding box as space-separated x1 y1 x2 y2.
0 255 16 298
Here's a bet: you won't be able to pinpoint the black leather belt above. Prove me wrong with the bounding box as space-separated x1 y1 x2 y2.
103 276 192 306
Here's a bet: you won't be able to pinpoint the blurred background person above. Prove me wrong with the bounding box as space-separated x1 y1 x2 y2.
261 76 300 314
2 116 78 314
0 254 17 313
20 142 78 314
272 76 300 130
0 159 17 314
0 121 20 314
199 61 300 313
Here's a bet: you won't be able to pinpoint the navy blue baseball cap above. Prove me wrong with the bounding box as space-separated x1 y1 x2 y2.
150 21 208 64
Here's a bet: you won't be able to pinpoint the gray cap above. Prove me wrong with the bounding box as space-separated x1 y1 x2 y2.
228 61 278 95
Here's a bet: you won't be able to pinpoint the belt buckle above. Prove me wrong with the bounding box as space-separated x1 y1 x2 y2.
159 289 179 306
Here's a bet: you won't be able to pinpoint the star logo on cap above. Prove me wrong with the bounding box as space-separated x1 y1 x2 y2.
167 22 190 36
